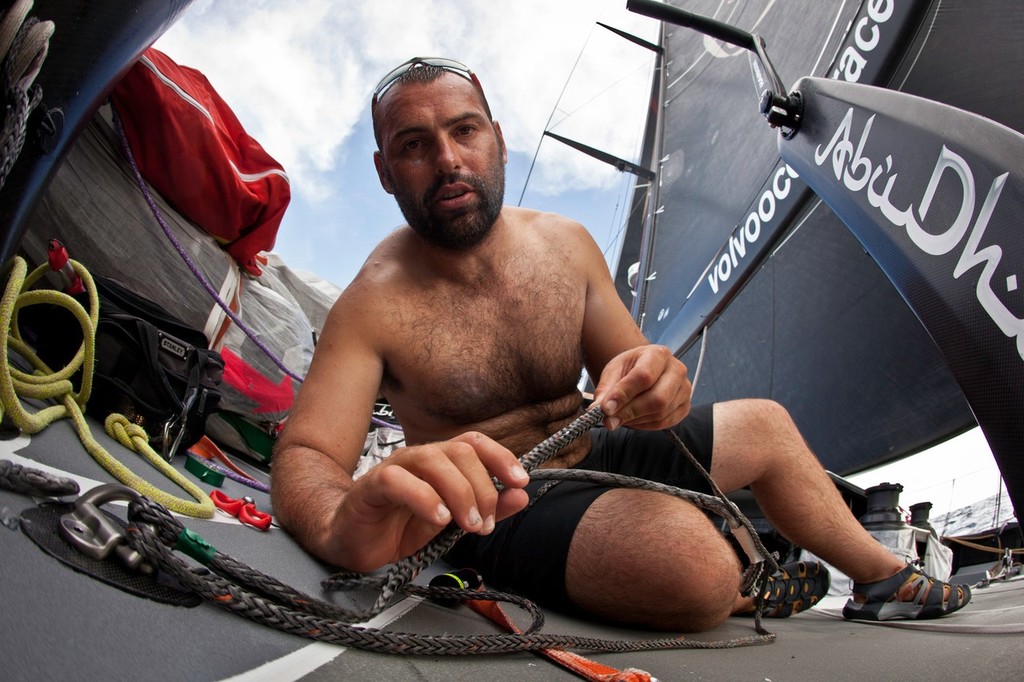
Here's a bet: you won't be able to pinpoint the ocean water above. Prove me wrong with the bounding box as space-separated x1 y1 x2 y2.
934 490 1018 538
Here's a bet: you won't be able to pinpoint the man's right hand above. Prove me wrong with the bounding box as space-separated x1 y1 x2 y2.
328 432 530 572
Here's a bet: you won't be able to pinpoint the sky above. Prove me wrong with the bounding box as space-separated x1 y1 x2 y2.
152 1 1008 521
845 428 1009 529
154 0 662 290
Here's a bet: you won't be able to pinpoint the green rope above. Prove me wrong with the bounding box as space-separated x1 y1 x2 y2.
1 256 213 518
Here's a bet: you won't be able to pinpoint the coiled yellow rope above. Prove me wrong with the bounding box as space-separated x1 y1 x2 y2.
1 256 213 518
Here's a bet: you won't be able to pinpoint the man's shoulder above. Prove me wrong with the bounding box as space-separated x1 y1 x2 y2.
504 205 579 227
350 228 416 282
329 231 410 311
503 206 589 242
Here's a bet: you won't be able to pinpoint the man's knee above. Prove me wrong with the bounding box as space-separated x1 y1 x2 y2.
639 545 740 631
711 399 813 490
721 399 800 441
566 490 741 632
571 540 740 632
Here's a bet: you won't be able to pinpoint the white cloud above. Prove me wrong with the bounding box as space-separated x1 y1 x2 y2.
155 0 660 203
156 0 367 200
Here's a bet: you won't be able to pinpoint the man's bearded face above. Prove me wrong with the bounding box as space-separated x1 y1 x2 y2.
386 152 506 251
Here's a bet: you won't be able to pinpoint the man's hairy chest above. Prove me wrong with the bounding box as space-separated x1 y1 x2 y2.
381 271 586 425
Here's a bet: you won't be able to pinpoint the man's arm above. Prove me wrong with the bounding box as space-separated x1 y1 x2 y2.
271 285 529 571
571 222 692 431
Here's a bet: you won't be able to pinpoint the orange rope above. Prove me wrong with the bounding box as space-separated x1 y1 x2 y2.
466 592 658 682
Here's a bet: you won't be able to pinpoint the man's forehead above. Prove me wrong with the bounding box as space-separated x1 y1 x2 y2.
378 71 486 114
376 73 491 138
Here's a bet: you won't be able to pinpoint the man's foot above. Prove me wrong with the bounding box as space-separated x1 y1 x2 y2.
756 561 831 618
843 564 971 621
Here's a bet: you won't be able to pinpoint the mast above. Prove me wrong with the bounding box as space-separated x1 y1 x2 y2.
533 21 664 315
623 20 666 328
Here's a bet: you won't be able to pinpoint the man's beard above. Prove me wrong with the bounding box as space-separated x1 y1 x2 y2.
388 163 505 251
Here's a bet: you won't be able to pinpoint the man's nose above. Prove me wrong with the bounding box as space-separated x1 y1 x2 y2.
434 136 461 174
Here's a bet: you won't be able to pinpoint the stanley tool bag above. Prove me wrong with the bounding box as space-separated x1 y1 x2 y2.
88 277 225 459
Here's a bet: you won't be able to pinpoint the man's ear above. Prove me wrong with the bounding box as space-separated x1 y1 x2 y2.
493 121 508 165
374 151 394 195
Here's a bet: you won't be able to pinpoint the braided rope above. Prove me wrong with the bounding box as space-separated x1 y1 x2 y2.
0 458 79 496
117 407 779 655
0 0 53 192
125 496 773 655
530 468 742 519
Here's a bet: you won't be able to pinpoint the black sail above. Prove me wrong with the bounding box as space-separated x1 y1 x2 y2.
621 0 1022 520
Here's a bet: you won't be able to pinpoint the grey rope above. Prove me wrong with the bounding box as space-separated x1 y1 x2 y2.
123 405 776 653
0 458 79 496
0 1 53 192
124 494 775 655
3 405 780 654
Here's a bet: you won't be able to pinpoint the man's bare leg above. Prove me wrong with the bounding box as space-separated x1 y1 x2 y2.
709 399 906 613
565 487 743 631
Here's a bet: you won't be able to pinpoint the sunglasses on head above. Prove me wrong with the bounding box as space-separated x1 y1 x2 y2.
371 57 487 108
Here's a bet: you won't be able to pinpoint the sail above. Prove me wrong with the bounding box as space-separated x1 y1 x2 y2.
621 0 1022 517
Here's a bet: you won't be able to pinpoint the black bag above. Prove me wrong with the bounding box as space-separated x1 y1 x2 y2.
87 277 224 459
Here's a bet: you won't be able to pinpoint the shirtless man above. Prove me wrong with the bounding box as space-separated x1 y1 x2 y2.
271 58 970 630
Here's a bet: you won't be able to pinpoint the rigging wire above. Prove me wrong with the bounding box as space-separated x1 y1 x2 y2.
516 18 655 210
517 48 656 272
601 78 657 265
599 50 656 264
516 24 597 207
601 176 645 260
689 325 710 398
547 58 656 134
507 1 664 280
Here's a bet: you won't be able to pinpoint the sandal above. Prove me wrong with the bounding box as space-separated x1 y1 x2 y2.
755 561 831 618
843 565 971 621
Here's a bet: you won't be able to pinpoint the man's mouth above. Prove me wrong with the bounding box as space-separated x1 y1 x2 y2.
433 181 475 209
440 188 467 200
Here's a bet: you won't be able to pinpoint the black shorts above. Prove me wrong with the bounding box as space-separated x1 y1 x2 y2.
445 403 715 612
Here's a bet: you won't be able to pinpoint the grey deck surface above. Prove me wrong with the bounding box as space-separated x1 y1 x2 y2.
3 415 1021 682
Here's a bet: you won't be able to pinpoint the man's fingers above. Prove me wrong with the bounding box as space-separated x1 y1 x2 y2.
413 441 493 533
496 487 530 520
452 431 530 488
369 434 526 536
449 433 530 525
365 463 453 527
598 346 665 406
619 371 692 429
596 346 690 430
